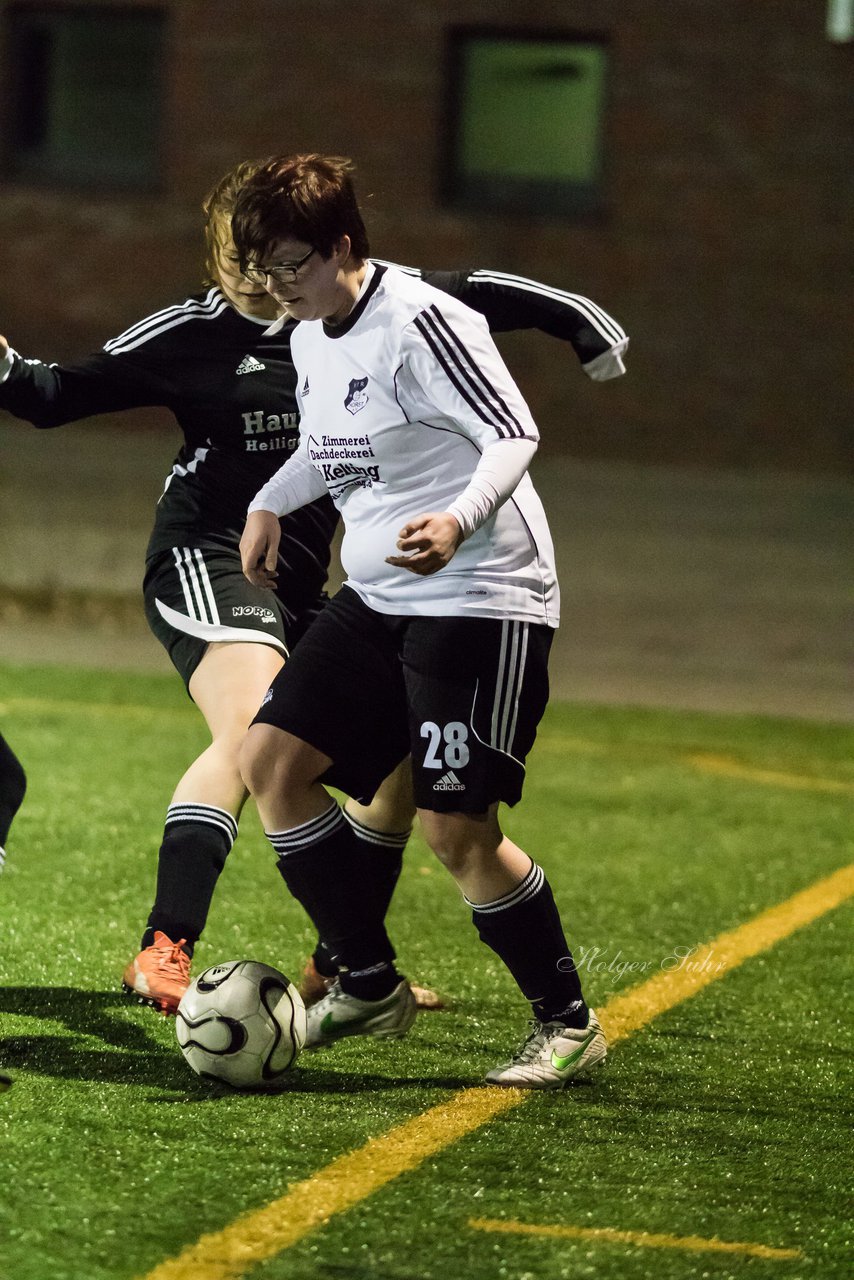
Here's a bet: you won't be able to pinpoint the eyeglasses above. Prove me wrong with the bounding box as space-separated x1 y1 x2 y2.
242 247 317 285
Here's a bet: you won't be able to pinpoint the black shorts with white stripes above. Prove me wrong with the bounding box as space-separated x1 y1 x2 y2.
251 584 553 812
143 546 328 689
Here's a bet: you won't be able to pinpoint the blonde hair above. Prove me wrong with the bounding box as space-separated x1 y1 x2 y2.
201 158 268 284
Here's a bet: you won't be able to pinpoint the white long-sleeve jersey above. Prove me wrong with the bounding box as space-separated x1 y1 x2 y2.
249 263 559 626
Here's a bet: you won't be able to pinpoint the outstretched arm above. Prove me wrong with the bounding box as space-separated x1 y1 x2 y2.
402 264 629 380
0 333 177 428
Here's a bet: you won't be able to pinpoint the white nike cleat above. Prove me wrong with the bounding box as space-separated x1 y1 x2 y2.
485 1010 607 1089
298 954 447 1012
305 978 417 1048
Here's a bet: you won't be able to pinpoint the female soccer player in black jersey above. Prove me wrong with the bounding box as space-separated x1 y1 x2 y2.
0 159 628 1014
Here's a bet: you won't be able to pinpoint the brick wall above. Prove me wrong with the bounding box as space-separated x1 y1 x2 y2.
0 0 851 470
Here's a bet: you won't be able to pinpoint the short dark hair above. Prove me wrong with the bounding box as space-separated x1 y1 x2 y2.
231 153 370 270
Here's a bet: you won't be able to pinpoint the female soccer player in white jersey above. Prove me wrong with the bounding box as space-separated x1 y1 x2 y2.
0 160 627 1020
236 154 608 1089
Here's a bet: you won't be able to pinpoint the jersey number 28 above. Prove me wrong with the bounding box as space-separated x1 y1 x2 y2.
420 721 470 770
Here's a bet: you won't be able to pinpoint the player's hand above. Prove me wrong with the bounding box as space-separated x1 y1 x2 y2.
385 512 464 576
240 509 281 588
0 335 9 359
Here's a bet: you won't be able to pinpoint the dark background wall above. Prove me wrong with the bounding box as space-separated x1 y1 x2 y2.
0 0 851 470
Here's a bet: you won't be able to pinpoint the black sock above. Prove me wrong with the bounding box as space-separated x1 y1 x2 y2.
268 803 400 1000
311 939 338 979
142 803 238 956
310 811 409 978
466 861 589 1028
0 732 27 852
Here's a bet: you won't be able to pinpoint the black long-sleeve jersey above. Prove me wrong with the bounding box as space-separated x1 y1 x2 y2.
0 268 627 614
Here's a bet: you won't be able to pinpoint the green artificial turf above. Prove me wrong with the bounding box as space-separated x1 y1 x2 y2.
0 662 851 1280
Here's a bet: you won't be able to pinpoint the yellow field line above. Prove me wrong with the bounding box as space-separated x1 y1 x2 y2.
686 751 854 794
602 861 854 1041
469 1218 803 1261
136 861 854 1280
537 733 854 795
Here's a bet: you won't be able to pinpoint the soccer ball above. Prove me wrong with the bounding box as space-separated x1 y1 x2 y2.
176 960 306 1090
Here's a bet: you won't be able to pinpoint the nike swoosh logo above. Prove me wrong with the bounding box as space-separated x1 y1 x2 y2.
551 1029 596 1071
320 993 399 1037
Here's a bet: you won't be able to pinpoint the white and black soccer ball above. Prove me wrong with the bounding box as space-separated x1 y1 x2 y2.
176 960 306 1090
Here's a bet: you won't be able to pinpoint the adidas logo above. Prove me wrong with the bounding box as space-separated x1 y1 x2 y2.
301 375 310 396
236 355 266 375
433 770 465 792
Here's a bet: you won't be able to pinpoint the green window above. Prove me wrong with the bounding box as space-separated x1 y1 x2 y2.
442 29 609 217
6 4 165 188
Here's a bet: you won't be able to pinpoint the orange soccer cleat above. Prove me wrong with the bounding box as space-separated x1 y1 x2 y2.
297 955 334 1008
122 931 192 1015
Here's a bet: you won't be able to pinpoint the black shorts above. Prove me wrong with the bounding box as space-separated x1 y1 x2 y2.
252 585 553 813
143 546 327 689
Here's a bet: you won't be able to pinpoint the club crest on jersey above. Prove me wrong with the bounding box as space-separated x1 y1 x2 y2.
344 376 369 415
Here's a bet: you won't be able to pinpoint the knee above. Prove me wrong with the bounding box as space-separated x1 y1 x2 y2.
210 724 250 770
419 813 494 879
238 726 287 798
238 726 322 801
429 841 470 879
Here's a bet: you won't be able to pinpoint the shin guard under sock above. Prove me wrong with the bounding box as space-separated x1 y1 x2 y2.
466 861 589 1028
268 803 400 999
310 811 410 978
143 803 238 955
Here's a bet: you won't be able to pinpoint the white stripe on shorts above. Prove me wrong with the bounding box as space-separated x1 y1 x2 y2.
171 547 220 625
490 620 530 756
154 599 288 653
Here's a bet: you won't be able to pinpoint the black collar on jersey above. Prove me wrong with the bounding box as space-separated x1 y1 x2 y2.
323 262 387 338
